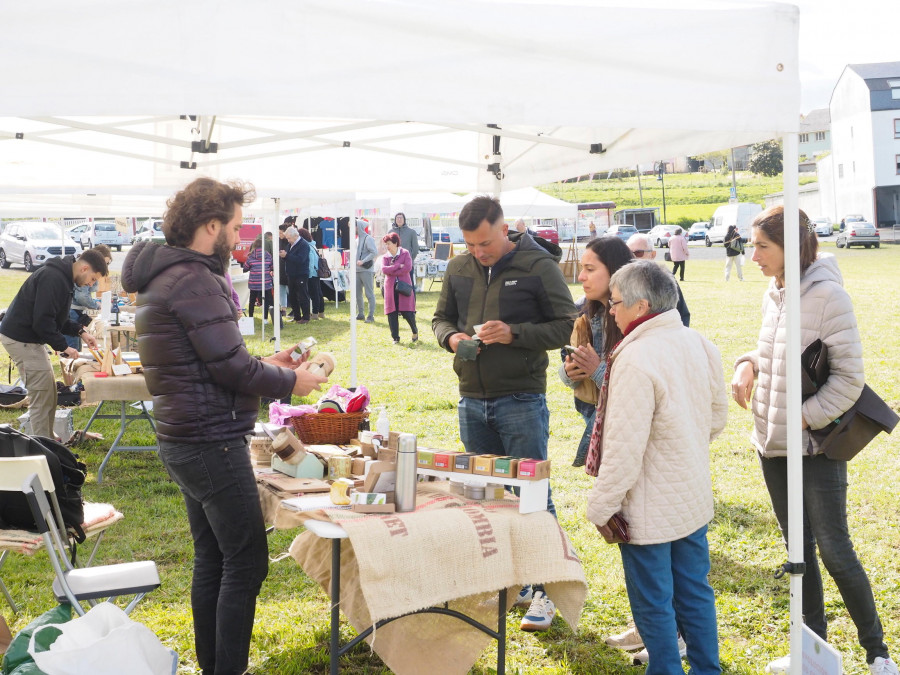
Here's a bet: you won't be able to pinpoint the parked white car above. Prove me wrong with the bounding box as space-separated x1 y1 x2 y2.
66 223 90 249
80 221 128 251
0 222 80 272
811 218 833 236
647 224 681 248
132 219 166 244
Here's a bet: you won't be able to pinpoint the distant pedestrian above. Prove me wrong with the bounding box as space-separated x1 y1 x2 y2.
668 228 689 281
381 233 418 344
724 225 744 281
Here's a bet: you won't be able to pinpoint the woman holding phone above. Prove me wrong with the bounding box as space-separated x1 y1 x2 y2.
558 236 633 466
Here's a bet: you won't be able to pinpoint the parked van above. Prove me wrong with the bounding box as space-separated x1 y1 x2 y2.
705 202 762 246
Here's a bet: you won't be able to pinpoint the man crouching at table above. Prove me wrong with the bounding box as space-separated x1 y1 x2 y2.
122 177 327 675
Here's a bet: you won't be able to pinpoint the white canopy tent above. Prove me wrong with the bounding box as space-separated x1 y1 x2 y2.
464 187 578 221
3 0 808 668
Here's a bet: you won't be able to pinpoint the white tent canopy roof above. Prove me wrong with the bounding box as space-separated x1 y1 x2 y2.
463 187 578 220
2 0 798 201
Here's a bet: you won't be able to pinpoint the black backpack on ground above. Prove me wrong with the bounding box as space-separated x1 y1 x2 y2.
0 425 87 542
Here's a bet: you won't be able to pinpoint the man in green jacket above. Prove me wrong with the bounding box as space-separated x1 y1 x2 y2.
432 195 575 632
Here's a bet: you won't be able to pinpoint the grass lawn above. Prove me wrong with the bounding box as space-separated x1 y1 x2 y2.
540 172 820 227
1 241 898 674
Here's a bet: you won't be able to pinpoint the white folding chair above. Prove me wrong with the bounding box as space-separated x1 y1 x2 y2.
0 455 69 613
22 472 161 615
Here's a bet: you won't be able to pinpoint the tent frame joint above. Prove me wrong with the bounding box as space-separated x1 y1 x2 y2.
774 561 806 579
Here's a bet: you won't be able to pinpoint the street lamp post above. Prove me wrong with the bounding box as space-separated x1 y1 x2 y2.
657 161 667 224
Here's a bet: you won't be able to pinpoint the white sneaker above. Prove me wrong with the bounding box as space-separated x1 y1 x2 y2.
513 585 533 609
870 657 900 675
604 622 644 651
632 636 686 665
765 654 791 673
520 591 555 631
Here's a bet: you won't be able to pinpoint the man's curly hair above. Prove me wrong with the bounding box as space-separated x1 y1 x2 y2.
163 178 256 247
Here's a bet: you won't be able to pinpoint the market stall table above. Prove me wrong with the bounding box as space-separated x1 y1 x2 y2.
81 373 157 483
274 482 586 675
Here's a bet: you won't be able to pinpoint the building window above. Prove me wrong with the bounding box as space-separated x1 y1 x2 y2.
815 131 826 141
896 155 900 175
893 89 900 100
799 133 809 143
895 119 900 138
838 164 844 178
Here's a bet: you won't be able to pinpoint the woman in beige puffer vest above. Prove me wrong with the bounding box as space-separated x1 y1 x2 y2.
731 206 896 674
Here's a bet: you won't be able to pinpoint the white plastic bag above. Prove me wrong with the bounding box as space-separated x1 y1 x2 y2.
28 603 177 675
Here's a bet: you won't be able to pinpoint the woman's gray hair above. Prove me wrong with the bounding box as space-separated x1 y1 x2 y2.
285 226 299 239
609 259 678 312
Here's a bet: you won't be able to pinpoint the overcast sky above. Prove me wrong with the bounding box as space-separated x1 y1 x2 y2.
794 0 899 112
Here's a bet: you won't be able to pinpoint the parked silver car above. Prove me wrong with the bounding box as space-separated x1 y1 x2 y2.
835 221 879 249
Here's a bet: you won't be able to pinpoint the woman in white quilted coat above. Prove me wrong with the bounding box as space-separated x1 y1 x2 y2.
731 206 897 675
586 260 728 674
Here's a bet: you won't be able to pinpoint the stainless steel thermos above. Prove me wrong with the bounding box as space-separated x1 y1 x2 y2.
395 433 418 512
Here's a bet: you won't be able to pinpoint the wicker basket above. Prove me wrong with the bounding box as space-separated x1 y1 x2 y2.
289 412 369 445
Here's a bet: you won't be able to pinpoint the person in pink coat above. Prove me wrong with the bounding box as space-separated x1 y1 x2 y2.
668 227 689 281
381 232 418 344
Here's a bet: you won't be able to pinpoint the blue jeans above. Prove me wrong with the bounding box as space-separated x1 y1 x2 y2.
759 453 888 662
619 525 720 675
158 437 269 675
458 393 554 515
64 309 82 350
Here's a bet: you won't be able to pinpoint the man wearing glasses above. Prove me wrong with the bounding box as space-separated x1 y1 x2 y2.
626 234 691 327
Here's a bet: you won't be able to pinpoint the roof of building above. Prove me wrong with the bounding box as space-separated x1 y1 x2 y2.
847 61 900 88
799 108 830 131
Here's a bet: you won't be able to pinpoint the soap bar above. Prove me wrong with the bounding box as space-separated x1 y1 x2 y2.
329 478 353 505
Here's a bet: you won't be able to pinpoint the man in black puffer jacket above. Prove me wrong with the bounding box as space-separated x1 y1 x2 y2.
122 177 327 675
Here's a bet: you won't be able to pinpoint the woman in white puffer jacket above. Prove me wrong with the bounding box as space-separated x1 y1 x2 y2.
731 206 897 675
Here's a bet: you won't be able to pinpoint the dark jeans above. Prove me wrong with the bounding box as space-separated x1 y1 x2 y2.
158 437 269 675
759 453 888 663
248 288 274 321
288 276 309 321
458 393 554 515
672 260 685 280
64 309 82 350
387 311 417 341
309 277 325 315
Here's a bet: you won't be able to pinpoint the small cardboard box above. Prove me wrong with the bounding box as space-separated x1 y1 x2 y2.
433 451 460 471
377 446 397 463
517 459 551 480
363 461 397 494
350 457 370 475
472 454 499 476
491 456 519 479
388 431 401 451
351 503 396 514
453 452 477 473
416 449 435 469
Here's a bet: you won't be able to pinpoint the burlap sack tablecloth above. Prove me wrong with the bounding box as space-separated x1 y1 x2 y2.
281 483 587 675
82 373 152 403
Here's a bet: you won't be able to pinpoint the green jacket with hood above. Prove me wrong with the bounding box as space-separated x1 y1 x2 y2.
432 231 575 398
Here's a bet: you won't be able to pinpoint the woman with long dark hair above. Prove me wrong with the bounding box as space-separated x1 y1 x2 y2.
559 236 633 466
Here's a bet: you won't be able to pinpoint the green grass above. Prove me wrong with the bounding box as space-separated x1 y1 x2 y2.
1 242 899 673
540 172 819 226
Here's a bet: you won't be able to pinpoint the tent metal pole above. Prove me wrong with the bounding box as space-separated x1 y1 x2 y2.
350 202 358 389
272 198 281 351
782 132 803 674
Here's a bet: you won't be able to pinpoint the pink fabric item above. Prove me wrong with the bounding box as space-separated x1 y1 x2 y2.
381 249 416 314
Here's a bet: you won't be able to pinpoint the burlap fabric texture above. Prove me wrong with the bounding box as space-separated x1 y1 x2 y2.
283 483 587 675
